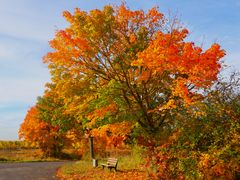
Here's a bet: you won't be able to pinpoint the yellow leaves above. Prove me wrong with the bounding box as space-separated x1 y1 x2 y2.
87 103 118 127
91 122 133 148
199 153 211 168
131 58 142 67
158 99 176 111
173 78 193 105
93 122 132 137
194 111 206 118
65 130 77 141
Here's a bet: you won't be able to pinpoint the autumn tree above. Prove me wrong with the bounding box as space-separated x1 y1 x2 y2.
19 106 64 157
43 4 225 142
19 78 84 157
20 4 237 178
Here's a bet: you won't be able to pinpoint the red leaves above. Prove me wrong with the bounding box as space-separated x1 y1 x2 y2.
132 28 225 106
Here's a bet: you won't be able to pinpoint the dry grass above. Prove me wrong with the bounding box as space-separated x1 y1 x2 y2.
57 147 147 179
0 140 34 150
0 140 75 162
0 149 62 162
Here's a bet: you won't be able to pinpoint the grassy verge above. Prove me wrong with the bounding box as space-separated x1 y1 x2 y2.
57 147 147 179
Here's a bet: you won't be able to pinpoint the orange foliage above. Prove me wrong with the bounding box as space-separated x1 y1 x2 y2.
132 29 225 107
87 103 118 127
91 122 133 148
19 107 62 156
57 168 146 180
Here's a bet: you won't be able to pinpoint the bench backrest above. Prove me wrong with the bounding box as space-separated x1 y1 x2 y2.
107 158 118 166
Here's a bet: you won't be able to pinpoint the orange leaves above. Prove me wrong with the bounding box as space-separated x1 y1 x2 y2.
58 166 146 180
146 7 164 27
116 3 164 31
134 29 224 85
158 99 176 111
19 107 46 141
132 27 225 107
87 103 118 127
172 78 192 104
91 122 133 148
18 107 58 148
132 29 188 69
44 29 90 70
62 11 74 23
117 4 144 25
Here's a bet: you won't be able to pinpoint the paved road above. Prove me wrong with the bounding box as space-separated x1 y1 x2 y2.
0 161 70 180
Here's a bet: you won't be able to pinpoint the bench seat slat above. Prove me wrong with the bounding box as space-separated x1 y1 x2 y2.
101 158 118 171
108 161 117 163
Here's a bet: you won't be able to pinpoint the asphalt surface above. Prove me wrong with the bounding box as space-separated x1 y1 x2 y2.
0 161 70 180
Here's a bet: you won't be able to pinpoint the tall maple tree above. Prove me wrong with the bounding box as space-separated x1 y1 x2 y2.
43 4 225 140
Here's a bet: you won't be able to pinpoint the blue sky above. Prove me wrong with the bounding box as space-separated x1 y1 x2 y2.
0 0 239 140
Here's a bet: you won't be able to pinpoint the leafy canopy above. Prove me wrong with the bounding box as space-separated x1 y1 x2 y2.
43 4 225 138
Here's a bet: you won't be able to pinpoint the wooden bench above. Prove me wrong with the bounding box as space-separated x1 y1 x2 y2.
101 158 118 171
